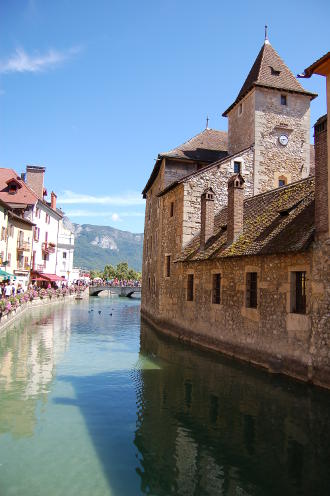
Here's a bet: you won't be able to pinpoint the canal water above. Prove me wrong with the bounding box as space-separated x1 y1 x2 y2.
0 297 330 496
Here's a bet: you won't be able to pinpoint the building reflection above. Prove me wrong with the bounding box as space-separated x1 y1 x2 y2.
0 306 72 438
134 320 330 496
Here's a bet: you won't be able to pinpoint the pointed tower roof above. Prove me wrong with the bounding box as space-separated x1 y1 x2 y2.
223 41 317 116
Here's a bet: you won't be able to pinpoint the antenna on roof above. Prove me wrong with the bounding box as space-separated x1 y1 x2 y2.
264 25 270 44
206 116 210 129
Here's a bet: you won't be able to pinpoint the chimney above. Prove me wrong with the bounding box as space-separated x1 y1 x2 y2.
25 165 46 199
51 191 57 210
200 187 215 249
314 114 328 239
227 174 245 244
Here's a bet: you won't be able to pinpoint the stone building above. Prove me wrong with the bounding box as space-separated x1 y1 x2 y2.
141 39 330 388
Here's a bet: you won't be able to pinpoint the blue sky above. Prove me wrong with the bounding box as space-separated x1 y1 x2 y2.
0 0 329 233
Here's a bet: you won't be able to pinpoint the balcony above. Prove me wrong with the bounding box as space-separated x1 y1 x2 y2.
42 242 56 254
17 240 31 251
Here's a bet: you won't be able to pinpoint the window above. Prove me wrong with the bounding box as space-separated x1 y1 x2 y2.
246 272 258 308
212 273 221 304
7 253 11 267
187 274 194 301
281 95 287 106
234 161 241 174
165 255 171 277
148 277 151 291
170 202 174 217
238 103 243 115
278 177 287 187
291 271 306 314
34 227 40 242
270 67 281 76
63 252 67 259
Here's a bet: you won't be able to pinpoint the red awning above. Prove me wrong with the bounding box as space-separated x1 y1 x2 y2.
32 273 65 282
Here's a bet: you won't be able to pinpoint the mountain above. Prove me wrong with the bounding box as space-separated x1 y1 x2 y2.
64 219 144 271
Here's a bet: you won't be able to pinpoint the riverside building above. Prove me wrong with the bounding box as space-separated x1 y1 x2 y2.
141 38 330 388
0 165 75 286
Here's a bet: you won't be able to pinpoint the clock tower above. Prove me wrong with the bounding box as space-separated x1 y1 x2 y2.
223 37 317 195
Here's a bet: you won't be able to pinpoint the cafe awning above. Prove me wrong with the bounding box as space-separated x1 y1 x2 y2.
32 273 65 282
0 269 15 279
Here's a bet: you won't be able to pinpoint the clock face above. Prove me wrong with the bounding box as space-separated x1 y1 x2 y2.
279 135 288 146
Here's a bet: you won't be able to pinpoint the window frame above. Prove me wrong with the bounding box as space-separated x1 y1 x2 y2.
212 273 221 305
290 271 307 314
187 273 194 302
246 272 258 308
165 254 171 278
281 94 287 106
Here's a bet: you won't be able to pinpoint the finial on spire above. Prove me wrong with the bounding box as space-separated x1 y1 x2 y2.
206 116 209 129
264 25 270 44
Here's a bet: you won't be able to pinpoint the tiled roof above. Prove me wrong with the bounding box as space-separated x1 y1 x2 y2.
0 168 38 206
299 52 330 78
142 128 228 197
160 128 228 162
223 42 317 116
176 177 314 262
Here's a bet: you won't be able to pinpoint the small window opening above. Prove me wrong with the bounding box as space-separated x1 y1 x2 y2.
63 252 67 259
148 277 151 291
212 273 221 304
270 67 281 76
165 255 171 277
246 272 258 308
281 95 287 106
187 274 194 301
234 161 241 174
238 103 243 115
170 202 174 217
291 271 306 314
278 176 287 187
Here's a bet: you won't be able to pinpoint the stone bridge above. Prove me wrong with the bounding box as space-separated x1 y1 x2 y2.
89 285 142 298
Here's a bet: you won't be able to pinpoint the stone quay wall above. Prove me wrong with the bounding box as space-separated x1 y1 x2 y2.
141 242 330 389
0 291 87 334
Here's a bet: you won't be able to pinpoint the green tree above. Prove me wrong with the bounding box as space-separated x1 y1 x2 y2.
90 270 102 280
115 262 129 280
103 264 116 280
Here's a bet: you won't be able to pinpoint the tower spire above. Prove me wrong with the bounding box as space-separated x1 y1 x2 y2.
206 116 210 129
264 25 270 44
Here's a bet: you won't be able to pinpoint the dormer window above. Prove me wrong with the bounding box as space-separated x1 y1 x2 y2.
6 177 22 195
281 95 287 106
270 66 281 76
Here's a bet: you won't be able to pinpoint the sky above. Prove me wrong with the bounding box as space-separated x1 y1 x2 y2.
0 0 329 233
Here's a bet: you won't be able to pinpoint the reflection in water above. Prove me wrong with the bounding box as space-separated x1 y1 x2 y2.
0 299 329 496
0 306 71 438
135 321 330 496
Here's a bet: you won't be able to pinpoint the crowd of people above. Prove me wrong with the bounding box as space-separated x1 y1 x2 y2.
89 278 141 287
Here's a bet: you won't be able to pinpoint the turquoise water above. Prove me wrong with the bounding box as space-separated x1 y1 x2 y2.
0 297 330 496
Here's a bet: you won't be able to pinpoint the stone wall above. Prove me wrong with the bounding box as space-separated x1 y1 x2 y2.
142 247 330 389
227 90 255 155
181 147 254 247
254 88 311 194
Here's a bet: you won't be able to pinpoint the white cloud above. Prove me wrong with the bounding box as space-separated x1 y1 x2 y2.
64 209 144 218
0 46 81 74
58 190 144 206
